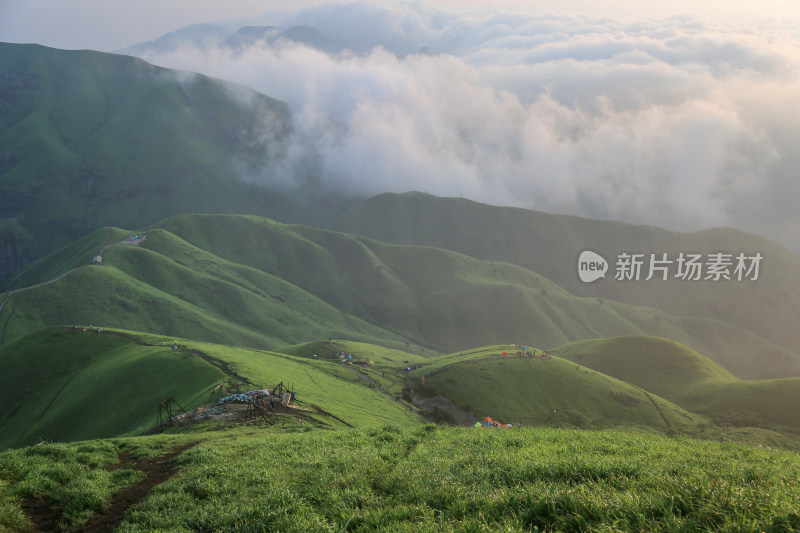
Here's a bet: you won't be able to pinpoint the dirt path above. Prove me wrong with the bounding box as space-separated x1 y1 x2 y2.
0 232 150 345
100 329 257 391
84 442 197 533
426 354 549 377
634 386 673 430
344 365 418 414
24 442 198 533
0 266 86 316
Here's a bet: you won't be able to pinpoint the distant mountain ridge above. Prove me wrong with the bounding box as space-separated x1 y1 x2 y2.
120 24 350 57
224 26 347 54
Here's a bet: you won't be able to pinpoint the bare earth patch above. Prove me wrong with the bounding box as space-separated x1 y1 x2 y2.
23 442 198 533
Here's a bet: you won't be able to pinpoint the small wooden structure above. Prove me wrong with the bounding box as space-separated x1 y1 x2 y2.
156 397 193 430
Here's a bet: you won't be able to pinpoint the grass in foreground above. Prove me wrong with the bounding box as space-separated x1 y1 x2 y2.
3 426 799 532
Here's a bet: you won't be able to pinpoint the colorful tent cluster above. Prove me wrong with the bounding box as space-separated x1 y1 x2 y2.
474 416 512 429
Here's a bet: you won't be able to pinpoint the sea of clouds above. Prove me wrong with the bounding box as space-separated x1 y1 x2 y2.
131 2 800 250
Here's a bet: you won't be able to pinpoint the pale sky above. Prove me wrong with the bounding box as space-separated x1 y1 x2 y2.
0 0 797 52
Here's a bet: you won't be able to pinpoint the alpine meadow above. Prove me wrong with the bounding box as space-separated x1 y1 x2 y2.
1 2 800 532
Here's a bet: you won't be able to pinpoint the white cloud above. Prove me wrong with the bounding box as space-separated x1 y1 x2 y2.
126 3 800 250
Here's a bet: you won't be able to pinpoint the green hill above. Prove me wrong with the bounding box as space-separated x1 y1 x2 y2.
554 336 738 396
0 329 224 449
416 346 708 433
3 226 130 290
3 328 794 454
3 213 798 384
555 336 800 434
0 42 294 283
0 328 424 450
328 193 800 378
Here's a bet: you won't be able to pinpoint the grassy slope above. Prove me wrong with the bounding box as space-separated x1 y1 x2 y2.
0 43 291 281
155 214 797 369
0 329 424 450
0 266 284 349
3 227 131 290
417 348 708 433
4 213 798 383
328 193 800 378
166 336 424 429
275 339 431 401
0 231 419 351
555 336 800 433
0 329 224 449
4 426 800 532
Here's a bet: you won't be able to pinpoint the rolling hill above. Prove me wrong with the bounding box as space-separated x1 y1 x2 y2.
555 336 800 434
328 192 800 378
4 326 799 455
2 213 798 381
0 328 424 449
0 329 224 449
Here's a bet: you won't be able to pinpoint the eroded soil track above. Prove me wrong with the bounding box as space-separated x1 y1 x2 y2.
24 442 198 533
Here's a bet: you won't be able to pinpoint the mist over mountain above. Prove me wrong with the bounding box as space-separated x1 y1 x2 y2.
0 43 296 281
121 2 800 253
121 24 348 57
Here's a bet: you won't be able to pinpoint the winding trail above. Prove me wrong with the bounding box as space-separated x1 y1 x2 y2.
0 233 149 345
344 365 418 413
634 385 673 430
23 442 198 533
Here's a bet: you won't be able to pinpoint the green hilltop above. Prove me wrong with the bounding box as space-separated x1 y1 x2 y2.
0 329 224 449
2 319 800 530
